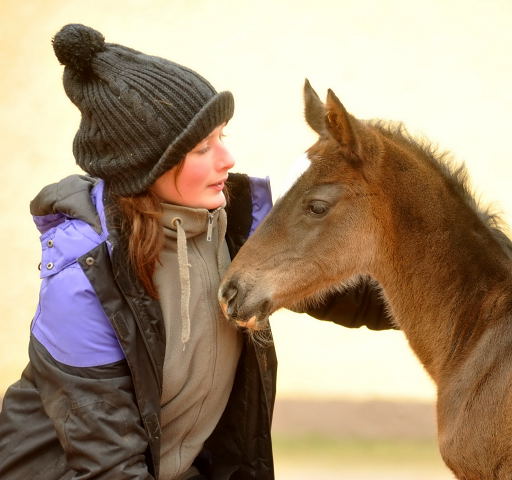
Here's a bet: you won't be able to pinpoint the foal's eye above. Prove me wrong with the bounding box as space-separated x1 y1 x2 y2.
307 200 329 216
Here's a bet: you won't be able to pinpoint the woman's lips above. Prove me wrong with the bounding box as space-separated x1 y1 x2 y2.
209 179 227 191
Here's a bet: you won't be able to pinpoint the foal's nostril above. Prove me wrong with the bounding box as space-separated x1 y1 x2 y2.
223 283 238 304
218 281 238 319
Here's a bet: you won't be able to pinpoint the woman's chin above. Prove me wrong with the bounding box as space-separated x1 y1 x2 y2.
190 193 226 210
206 192 227 209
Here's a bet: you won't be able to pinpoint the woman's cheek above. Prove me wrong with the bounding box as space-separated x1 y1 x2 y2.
181 158 213 186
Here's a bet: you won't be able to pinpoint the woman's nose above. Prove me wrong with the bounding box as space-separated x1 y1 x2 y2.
218 144 235 171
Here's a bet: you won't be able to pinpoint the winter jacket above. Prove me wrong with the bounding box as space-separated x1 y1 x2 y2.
0 172 392 480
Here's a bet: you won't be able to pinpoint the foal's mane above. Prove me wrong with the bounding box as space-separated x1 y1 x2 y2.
369 120 512 257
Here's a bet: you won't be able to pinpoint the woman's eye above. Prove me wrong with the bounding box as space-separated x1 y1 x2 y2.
194 143 210 154
307 200 329 216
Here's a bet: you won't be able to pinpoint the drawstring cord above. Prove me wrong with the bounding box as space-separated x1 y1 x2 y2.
171 209 227 350
216 210 227 274
208 208 228 274
172 217 191 348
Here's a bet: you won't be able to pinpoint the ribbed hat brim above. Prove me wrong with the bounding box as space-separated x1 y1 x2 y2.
106 90 234 196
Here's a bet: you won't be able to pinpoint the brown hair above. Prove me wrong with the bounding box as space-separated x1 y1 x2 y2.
117 190 163 299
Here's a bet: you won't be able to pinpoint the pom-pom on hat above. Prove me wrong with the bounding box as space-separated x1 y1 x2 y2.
52 24 234 196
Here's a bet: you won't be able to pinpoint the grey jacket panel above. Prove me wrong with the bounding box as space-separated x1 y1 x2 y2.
0 338 153 479
31 337 153 479
0 364 70 480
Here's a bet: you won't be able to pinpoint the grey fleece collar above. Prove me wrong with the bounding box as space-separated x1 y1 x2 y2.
159 203 227 346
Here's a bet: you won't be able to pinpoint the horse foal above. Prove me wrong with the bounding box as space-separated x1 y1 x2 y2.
219 81 512 479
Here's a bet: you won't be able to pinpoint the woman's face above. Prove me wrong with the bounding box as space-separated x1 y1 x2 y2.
151 124 235 209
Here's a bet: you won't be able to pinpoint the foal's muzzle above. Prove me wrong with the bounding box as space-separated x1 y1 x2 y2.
218 277 272 330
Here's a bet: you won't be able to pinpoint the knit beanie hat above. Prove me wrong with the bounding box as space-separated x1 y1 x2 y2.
52 24 234 196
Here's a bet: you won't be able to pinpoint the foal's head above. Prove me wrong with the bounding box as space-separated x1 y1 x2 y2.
219 81 510 329
220 81 390 327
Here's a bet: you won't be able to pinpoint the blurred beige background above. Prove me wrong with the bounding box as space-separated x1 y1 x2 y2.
1 1 511 477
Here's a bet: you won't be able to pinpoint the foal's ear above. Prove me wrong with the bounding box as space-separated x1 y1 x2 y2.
325 89 359 152
304 79 327 136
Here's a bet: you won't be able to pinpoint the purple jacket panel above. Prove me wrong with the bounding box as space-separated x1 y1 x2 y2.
31 180 125 368
249 176 272 235
33 213 66 234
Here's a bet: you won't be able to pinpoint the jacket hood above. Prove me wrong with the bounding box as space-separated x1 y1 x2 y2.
30 175 104 234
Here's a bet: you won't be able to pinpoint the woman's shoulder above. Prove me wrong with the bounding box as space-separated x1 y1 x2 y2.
31 175 110 270
30 175 124 367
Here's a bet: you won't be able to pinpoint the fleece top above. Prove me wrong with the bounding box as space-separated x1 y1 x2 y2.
153 203 242 480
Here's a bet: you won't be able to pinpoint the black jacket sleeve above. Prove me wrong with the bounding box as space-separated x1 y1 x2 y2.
298 281 397 331
27 336 154 479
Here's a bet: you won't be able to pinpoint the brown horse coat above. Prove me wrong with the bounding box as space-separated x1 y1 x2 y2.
219 81 512 480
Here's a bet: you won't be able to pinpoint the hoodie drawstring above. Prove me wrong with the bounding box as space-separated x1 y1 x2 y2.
216 211 228 275
172 217 191 347
170 209 227 349
207 209 228 274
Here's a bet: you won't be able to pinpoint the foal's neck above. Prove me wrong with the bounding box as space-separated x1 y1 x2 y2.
372 141 512 381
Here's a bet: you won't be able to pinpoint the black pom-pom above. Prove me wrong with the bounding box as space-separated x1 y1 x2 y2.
52 24 105 72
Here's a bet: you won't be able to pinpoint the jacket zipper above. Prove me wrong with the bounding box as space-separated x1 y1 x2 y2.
207 208 222 242
177 238 219 465
207 213 214 241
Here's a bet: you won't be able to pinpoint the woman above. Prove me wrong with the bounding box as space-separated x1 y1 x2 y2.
0 24 392 479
